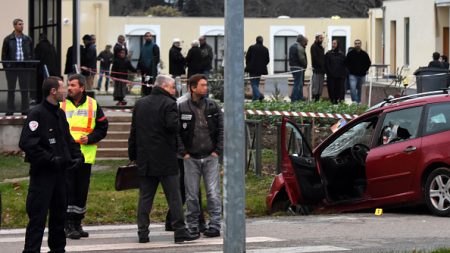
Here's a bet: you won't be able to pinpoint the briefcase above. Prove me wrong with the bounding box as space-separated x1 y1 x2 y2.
115 164 139 191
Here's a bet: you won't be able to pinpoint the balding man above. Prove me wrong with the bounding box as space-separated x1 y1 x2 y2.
288 34 308 102
129 75 199 244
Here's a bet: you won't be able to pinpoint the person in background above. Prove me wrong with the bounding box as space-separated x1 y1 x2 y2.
345 39 371 104
19 76 84 253
137 32 160 96
80 34 97 91
198 36 213 77
428 52 444 68
1 18 34 115
169 38 186 78
310 33 325 102
186 40 202 78
245 35 269 102
111 49 137 105
288 34 308 102
96 45 114 92
61 74 108 240
114 35 127 59
128 75 199 244
325 39 347 104
441 55 449 69
34 33 58 104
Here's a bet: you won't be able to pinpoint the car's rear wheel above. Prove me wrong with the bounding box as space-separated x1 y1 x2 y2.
424 167 450 216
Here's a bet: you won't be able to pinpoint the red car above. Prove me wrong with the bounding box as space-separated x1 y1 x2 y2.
267 90 450 216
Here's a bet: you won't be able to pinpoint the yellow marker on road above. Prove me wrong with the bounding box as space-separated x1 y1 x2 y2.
375 208 383 216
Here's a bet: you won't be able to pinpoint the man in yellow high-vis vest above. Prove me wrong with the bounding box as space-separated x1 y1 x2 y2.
61 74 108 239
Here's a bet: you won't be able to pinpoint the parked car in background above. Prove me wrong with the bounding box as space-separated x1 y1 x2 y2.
267 90 450 216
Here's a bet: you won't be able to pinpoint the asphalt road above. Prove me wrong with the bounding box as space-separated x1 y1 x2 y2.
1 211 449 253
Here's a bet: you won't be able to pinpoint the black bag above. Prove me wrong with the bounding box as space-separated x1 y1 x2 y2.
115 164 139 191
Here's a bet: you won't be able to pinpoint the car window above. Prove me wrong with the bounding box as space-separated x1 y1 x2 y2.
321 117 378 158
285 122 311 157
425 103 450 135
379 106 423 146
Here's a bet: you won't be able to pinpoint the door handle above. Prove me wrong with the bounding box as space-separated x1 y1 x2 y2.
403 146 416 153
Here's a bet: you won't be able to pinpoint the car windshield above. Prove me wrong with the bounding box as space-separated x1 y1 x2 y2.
321 119 376 157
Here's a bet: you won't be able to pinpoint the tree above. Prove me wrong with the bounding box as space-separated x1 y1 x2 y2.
146 5 182 17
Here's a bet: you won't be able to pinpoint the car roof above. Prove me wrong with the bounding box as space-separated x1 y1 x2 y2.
365 89 450 115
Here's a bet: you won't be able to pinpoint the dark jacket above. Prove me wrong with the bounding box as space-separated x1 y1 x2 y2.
428 60 446 69
289 42 307 69
345 49 371 76
325 48 347 78
81 44 97 76
186 46 202 77
64 45 83 75
245 42 269 76
19 100 83 176
1 32 33 68
65 94 109 144
177 98 223 156
35 39 59 76
169 45 186 76
310 41 325 74
111 57 136 80
199 43 213 72
128 86 179 176
97 50 113 69
113 42 127 59
137 42 160 75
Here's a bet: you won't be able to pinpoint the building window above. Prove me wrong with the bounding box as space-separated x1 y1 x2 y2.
205 35 224 72
327 26 351 54
404 18 410 66
126 35 157 68
274 36 297 73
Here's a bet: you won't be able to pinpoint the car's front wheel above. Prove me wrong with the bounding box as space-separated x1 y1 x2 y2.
424 167 450 216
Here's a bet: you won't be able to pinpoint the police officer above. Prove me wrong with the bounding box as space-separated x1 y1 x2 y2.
61 74 108 239
19 76 84 253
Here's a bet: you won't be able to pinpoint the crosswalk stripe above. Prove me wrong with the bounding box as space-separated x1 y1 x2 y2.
202 246 351 253
41 237 283 252
0 224 162 235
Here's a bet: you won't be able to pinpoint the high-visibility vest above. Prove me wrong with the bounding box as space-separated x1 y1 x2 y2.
61 96 98 164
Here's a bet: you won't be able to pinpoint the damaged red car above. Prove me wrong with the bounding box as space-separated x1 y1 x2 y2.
267 90 450 216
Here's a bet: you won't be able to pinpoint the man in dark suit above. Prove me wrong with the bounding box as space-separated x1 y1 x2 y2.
128 74 199 244
245 36 269 101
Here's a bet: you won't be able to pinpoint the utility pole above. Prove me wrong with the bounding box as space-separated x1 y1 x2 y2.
223 0 245 252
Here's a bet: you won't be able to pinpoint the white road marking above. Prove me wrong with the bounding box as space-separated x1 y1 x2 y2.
203 246 351 253
41 237 283 252
0 224 162 235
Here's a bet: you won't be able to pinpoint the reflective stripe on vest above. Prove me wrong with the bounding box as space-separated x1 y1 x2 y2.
60 97 98 164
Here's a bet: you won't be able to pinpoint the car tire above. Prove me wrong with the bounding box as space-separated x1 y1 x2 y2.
424 167 450 217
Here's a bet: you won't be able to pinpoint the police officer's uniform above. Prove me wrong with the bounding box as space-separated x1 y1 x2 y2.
19 99 83 253
60 94 108 237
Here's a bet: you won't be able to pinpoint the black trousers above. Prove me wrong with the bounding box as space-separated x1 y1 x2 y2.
23 170 67 253
66 163 92 221
137 174 185 238
165 159 205 227
327 77 345 104
6 70 30 114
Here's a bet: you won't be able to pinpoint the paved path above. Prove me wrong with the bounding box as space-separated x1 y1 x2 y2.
1 213 450 252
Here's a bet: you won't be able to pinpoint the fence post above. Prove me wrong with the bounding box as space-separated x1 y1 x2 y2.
255 120 262 177
276 122 282 174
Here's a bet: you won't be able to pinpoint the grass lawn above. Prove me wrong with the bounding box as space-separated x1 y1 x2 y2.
0 153 274 228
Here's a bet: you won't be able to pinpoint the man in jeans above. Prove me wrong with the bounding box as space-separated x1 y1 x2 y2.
345 39 371 104
288 34 308 102
178 74 223 238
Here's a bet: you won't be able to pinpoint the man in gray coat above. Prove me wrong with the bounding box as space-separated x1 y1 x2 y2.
128 75 199 244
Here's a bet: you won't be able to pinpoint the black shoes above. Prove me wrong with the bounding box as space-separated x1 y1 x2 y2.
65 225 81 240
203 227 220 237
75 225 89 238
139 237 150 243
174 228 200 243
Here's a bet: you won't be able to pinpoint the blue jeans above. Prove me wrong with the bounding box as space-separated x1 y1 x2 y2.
184 155 221 231
348 74 366 103
250 78 261 101
291 68 304 102
97 67 110 91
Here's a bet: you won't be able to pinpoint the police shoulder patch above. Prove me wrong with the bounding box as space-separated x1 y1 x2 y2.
29 121 39 132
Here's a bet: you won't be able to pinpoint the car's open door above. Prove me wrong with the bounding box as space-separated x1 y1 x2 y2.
281 117 323 206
